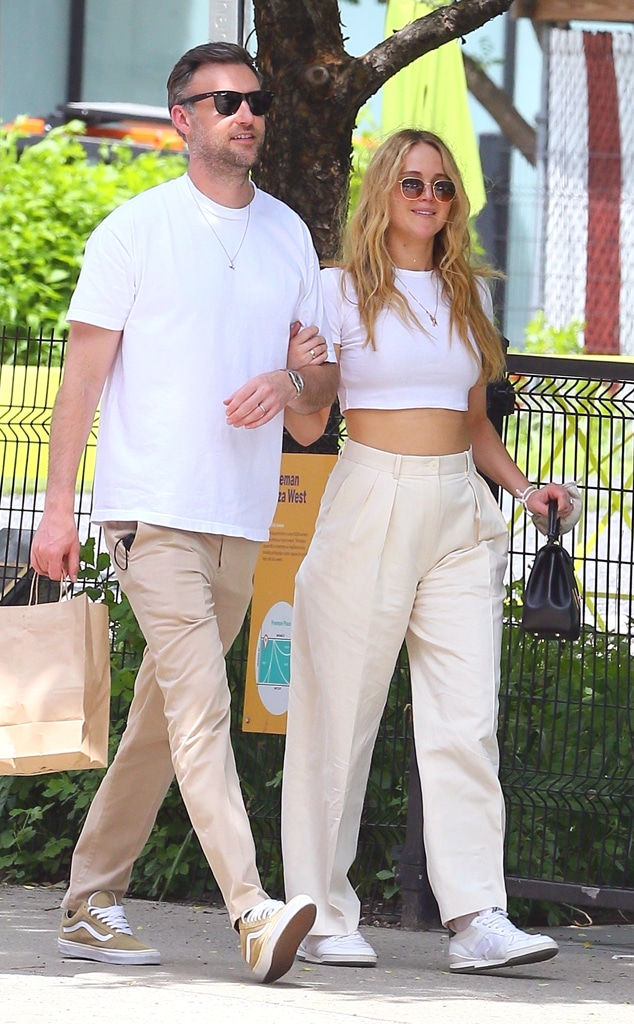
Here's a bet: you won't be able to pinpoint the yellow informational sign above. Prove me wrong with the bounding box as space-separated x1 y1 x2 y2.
243 451 337 734
0 366 97 490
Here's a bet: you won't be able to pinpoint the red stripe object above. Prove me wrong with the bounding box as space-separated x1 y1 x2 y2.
584 32 621 354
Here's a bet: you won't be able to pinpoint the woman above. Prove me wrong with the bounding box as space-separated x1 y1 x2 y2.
281 130 575 973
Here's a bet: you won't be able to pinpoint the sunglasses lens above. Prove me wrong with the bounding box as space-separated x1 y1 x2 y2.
248 91 274 115
212 91 274 116
433 179 456 202
213 92 242 115
399 177 456 201
401 178 424 199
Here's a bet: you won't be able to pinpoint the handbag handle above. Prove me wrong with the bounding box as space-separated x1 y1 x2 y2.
546 499 561 544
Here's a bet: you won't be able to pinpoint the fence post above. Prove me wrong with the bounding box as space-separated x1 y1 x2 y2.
395 734 441 930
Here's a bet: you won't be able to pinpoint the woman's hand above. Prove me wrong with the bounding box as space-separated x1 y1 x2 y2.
526 482 582 535
287 322 328 370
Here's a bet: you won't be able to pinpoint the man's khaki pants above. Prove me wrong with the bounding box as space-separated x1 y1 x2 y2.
282 441 510 934
63 522 266 925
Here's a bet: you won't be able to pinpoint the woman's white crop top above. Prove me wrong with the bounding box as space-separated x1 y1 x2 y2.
321 266 492 413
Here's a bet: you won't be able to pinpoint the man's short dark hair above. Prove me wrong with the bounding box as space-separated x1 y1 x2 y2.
167 42 262 111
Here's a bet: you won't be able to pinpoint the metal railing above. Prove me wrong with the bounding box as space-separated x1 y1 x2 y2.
1 330 633 915
498 354 634 913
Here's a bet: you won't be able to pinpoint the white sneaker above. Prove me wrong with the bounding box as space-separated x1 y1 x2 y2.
297 930 378 967
449 907 558 972
239 895 316 983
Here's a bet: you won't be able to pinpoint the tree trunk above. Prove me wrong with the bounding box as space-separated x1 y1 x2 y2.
252 0 514 260
253 0 355 260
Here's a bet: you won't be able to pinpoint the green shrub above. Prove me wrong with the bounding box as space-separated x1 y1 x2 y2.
0 120 187 348
349 127 377 218
501 583 634 925
520 310 585 355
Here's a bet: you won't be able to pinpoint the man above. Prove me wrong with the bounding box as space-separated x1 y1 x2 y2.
31 41 338 984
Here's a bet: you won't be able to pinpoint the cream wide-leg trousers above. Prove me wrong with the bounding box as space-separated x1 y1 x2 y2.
282 440 509 933
63 522 267 925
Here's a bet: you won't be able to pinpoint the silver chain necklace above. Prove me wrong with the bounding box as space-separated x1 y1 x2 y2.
187 178 251 270
395 271 439 328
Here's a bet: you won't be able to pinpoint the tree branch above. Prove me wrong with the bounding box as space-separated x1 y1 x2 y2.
337 0 514 107
463 54 537 165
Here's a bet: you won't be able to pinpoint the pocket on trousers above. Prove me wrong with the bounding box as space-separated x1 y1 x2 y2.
105 521 138 571
468 474 508 548
312 458 358 533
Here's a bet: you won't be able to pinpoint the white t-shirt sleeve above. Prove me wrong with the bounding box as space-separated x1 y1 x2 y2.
320 266 345 346
67 212 135 331
293 224 336 362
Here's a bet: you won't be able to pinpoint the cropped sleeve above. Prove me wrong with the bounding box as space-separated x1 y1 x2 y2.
320 267 346 346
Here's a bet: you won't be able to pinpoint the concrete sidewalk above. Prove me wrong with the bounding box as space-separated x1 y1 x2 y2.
0 884 632 1024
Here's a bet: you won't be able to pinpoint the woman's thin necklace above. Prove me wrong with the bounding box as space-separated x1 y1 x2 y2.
187 178 251 270
395 271 439 327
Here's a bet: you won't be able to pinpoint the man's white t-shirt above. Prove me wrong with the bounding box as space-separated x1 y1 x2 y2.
68 174 333 542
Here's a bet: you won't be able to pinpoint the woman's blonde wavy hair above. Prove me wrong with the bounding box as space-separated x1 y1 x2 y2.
342 128 505 383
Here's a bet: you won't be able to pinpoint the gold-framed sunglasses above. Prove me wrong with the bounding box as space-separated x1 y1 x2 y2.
398 177 456 203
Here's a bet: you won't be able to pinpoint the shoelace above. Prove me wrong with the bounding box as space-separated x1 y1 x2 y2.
88 902 134 935
242 898 284 923
473 908 518 936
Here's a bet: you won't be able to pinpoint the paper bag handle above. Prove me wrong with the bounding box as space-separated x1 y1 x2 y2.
29 572 70 606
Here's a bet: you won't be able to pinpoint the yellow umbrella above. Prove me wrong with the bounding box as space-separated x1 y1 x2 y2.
382 0 487 216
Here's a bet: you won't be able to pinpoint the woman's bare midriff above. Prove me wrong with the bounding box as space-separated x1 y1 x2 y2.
344 408 470 456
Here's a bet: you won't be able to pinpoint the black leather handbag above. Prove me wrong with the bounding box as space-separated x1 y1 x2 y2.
521 499 581 641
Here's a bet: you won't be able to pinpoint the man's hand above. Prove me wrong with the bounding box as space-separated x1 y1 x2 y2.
224 370 297 429
31 511 81 582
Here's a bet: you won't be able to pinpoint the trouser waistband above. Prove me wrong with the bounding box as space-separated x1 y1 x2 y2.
341 439 474 478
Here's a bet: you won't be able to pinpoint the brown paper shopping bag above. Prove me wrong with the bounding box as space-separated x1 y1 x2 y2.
0 583 111 774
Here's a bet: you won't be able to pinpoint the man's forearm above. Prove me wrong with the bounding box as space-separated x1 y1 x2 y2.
44 382 99 514
43 321 122 513
286 362 339 416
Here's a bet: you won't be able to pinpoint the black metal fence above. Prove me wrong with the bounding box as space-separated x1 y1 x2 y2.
499 354 634 913
1 329 633 916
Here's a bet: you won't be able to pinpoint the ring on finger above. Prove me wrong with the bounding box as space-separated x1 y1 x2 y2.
310 348 316 358
258 402 266 416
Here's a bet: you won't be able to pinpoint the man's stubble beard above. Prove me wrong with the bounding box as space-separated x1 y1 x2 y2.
188 127 264 184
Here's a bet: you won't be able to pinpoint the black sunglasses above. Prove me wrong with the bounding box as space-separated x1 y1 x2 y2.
398 177 456 203
177 90 275 117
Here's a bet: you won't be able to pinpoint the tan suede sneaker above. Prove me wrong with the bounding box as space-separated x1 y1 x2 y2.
58 890 161 965
239 894 316 983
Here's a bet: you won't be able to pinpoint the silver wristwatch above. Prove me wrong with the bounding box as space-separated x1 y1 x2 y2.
286 369 305 400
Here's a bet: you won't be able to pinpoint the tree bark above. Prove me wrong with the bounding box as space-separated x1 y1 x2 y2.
252 0 514 260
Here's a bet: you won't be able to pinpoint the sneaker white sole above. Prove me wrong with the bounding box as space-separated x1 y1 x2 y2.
250 895 316 984
58 937 161 965
449 938 558 973
297 946 377 967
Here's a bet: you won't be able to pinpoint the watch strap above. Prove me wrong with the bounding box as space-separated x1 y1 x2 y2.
286 369 305 399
